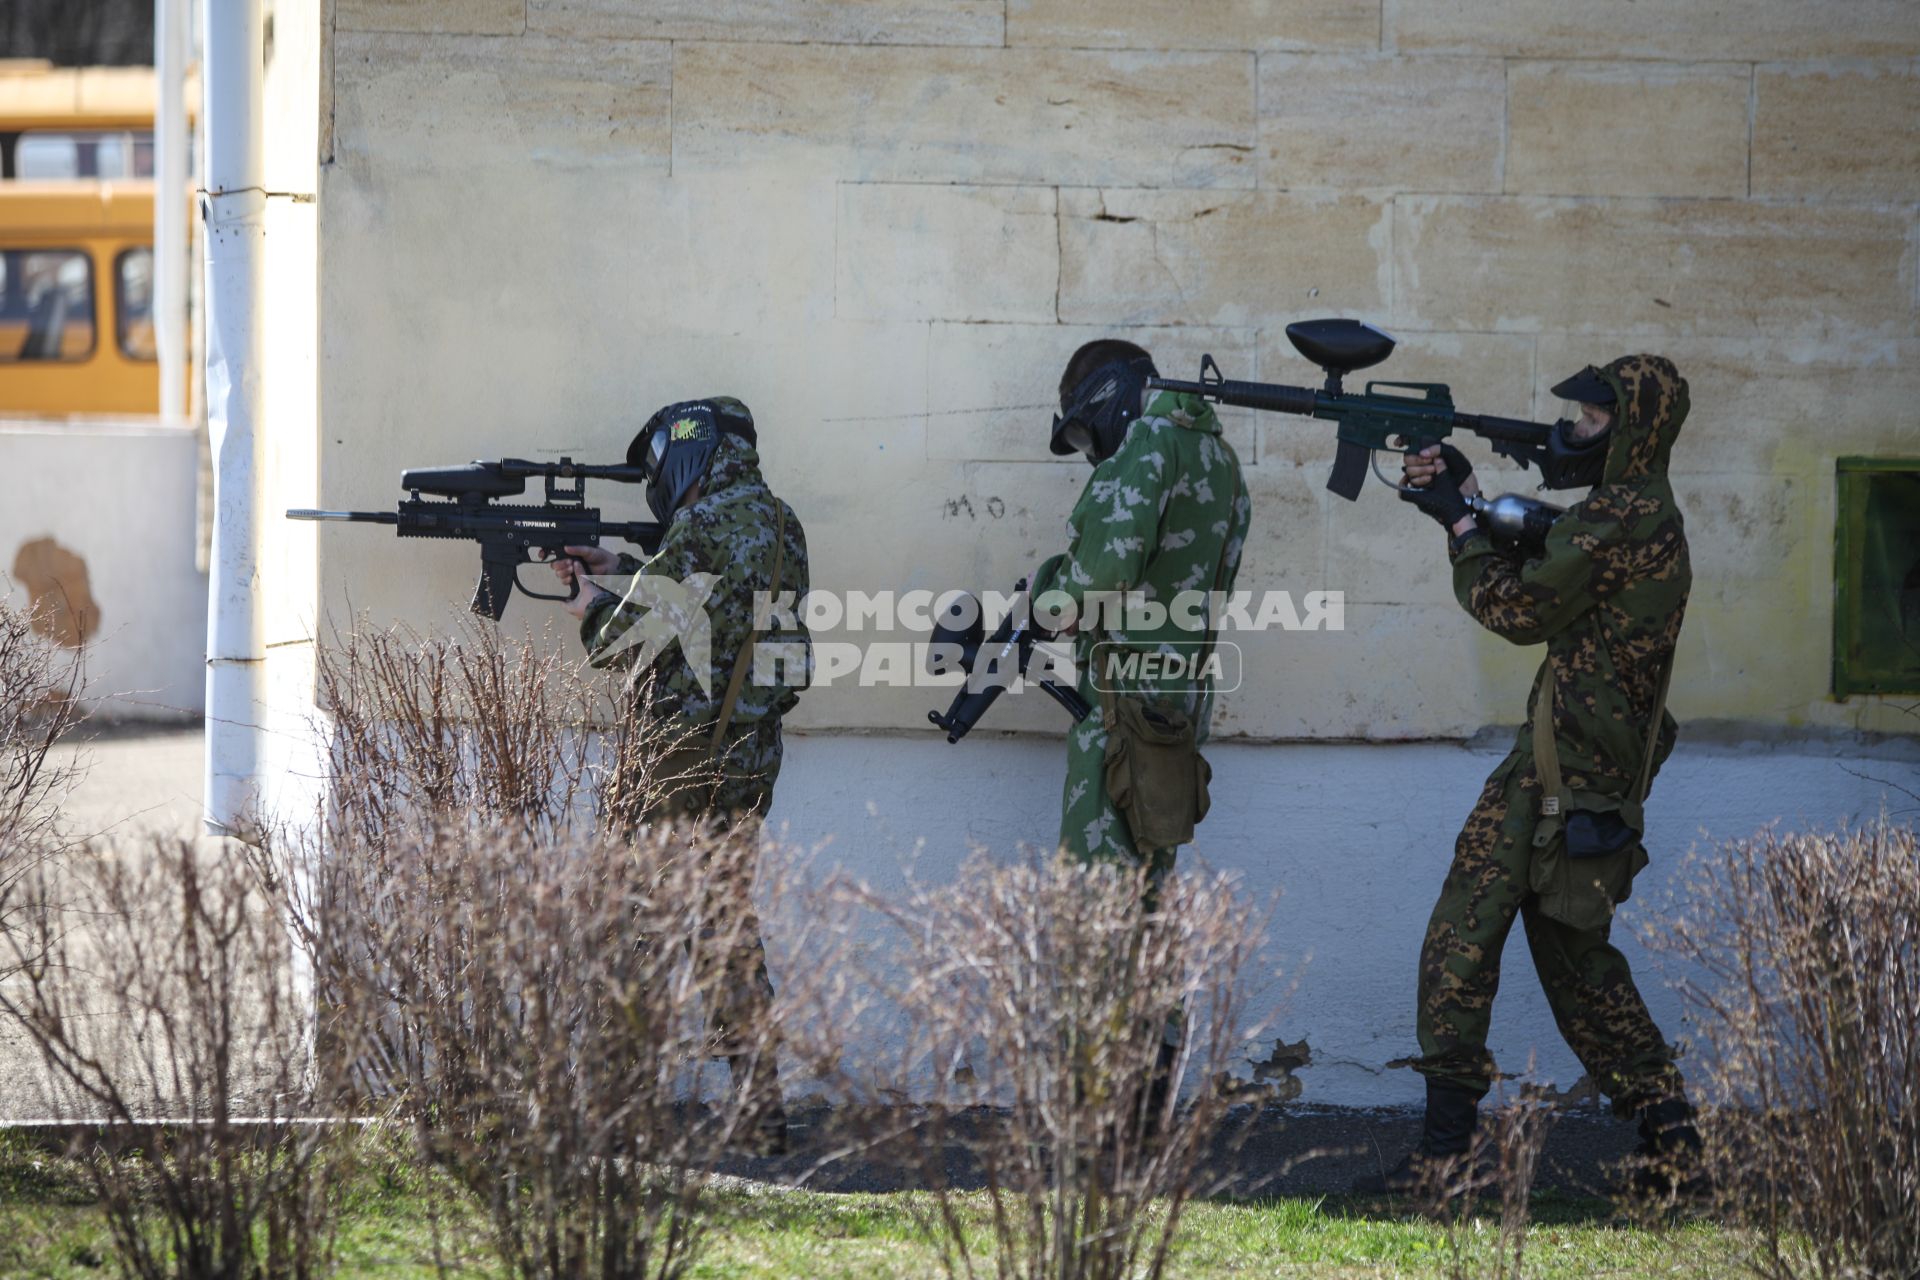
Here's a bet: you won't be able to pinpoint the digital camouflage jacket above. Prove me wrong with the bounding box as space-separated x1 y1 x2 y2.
1451 355 1692 815
1034 389 1252 734
580 435 811 729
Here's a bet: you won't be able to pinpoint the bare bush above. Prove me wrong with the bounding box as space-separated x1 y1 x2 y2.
313 618 714 843
821 851 1270 1280
0 838 339 1280
1427 1080 1554 1280
0 598 86 973
1647 820 1919 1280
264 619 795 1280
261 818 786 1280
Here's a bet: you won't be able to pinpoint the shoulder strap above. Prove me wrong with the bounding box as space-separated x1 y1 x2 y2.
708 503 788 755
1531 675 1563 816
1533 656 1674 816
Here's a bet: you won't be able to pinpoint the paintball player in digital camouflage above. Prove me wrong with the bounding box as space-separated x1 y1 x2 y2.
1032 340 1252 874
550 395 811 1156
1356 356 1705 1198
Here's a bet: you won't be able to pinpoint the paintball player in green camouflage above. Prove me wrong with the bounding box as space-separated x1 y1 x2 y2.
1355 355 1705 1198
1032 340 1252 874
551 395 810 1155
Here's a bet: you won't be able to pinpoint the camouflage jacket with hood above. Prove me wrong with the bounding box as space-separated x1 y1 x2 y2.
1450 355 1691 823
580 434 811 730
1033 388 1252 737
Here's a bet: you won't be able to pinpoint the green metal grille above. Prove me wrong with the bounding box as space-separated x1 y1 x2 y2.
1834 457 1920 697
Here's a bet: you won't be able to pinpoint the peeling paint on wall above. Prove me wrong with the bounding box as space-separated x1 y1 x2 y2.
10 537 100 649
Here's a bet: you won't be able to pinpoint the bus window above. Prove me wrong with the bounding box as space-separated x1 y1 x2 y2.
15 131 154 180
0 249 95 361
116 247 155 360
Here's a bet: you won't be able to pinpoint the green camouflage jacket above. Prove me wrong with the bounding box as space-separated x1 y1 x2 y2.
1451 355 1692 808
1034 389 1252 736
580 435 811 728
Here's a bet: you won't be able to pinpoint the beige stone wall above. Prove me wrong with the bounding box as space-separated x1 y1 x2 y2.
305 0 1920 739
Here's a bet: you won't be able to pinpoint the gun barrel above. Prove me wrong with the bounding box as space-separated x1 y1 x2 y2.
285 509 399 524
1147 376 1318 417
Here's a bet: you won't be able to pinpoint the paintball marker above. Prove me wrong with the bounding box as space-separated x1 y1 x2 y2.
1147 319 1563 501
926 581 1092 743
288 454 665 620
1466 492 1565 557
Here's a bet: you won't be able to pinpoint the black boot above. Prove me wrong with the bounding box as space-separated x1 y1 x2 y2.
1622 1095 1707 1201
1350 1080 1483 1197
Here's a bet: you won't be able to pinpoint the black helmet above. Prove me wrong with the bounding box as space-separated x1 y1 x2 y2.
1051 343 1156 464
629 397 758 522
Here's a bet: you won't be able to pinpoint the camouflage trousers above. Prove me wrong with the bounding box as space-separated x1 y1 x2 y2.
1059 688 1177 882
1415 751 1683 1110
641 716 783 1058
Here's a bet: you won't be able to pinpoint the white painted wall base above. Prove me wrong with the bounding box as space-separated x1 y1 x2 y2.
0 419 207 721
760 727 1920 1107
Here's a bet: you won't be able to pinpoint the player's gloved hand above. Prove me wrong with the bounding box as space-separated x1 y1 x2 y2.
1400 464 1473 530
1400 442 1478 496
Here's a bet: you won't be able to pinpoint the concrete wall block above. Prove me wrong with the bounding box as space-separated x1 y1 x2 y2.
838 185 1060 324
1059 188 1390 327
1389 0 1920 61
332 31 670 171
337 0 524 33
926 322 1261 462
1670 474 1808 607
671 43 1258 187
1258 54 1504 194
1753 63 1920 200
1506 61 1751 199
1007 0 1379 52
1258 328 1536 471
1392 196 1917 338
528 0 1003 45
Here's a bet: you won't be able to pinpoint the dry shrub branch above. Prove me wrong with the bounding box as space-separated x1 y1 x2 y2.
0 598 86 974
828 851 1270 1280
259 619 786 1280
0 838 337 1280
1648 819 1919 1280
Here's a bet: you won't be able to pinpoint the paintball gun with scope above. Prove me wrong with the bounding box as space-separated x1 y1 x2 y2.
288 452 665 621
1147 318 1566 501
925 580 1092 743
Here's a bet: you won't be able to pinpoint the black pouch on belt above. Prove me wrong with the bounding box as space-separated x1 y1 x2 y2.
1565 809 1638 860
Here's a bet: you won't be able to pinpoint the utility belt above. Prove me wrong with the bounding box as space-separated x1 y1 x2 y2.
1527 662 1672 931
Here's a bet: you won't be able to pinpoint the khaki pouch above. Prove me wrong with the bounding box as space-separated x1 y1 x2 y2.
1100 687 1212 854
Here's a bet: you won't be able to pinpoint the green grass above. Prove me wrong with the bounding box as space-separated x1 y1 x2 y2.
0 1134 1755 1279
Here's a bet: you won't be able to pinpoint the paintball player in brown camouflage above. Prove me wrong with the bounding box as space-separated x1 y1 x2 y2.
550 395 810 1155
1355 355 1704 1198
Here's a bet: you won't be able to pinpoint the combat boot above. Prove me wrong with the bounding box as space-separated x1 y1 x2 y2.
1621 1095 1708 1201
1350 1080 1484 1198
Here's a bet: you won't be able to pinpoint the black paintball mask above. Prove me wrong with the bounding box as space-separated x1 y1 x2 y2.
630 398 755 523
1049 353 1157 464
1542 365 1618 490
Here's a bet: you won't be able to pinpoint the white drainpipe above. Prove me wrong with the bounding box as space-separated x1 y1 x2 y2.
201 0 266 838
154 0 190 421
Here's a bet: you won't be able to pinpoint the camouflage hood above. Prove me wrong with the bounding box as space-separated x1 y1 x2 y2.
689 433 766 511
1597 355 1688 484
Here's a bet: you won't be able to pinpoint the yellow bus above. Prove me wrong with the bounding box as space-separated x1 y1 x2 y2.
0 62 180 417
